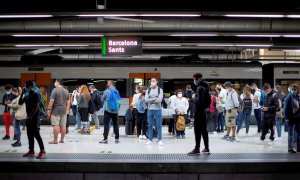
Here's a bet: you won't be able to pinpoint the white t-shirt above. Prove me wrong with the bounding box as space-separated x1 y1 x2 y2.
131 93 141 108
218 88 227 107
253 89 261 109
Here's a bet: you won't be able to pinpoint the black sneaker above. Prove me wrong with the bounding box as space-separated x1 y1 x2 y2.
288 149 297 153
221 135 229 140
187 148 200 156
11 141 22 147
2 135 10 140
99 139 108 144
115 139 120 144
13 135 17 141
201 148 210 154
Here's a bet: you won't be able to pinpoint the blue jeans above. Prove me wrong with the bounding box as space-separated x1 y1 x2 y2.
76 113 81 128
276 116 282 137
288 123 300 151
254 109 262 133
147 109 162 141
13 117 21 142
217 112 225 131
174 114 187 136
237 111 251 134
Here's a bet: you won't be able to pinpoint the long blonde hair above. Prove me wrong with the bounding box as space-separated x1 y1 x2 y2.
80 85 91 101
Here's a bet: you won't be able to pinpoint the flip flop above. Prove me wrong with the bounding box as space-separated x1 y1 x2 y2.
49 141 58 144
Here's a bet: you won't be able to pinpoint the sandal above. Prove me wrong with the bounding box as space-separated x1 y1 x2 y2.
59 140 64 143
49 141 58 144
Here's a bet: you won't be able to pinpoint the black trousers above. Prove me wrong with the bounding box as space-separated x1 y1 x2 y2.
132 108 138 133
26 116 44 151
66 114 70 128
194 110 209 150
261 116 275 141
78 108 89 122
136 111 148 137
103 111 119 140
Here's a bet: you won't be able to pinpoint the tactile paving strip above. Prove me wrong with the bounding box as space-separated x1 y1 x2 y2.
0 153 300 163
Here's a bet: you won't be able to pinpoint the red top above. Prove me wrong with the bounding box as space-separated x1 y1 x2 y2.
209 96 217 112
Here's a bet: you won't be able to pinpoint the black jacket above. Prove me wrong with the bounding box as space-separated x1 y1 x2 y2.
91 89 102 111
194 81 210 112
2 93 17 112
262 90 279 119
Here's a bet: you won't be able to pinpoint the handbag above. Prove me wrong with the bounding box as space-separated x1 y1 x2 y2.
15 103 27 120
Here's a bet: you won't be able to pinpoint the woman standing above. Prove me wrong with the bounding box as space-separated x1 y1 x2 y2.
78 85 91 134
171 89 189 138
8 87 26 147
135 86 148 140
236 85 253 136
207 89 219 134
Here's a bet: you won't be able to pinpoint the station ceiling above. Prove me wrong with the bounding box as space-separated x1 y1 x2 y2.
0 0 300 62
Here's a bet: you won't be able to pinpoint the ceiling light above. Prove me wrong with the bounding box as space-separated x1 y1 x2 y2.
170 33 217 36
286 15 300 18
77 14 138 17
52 45 89 47
143 43 181 47
15 45 51 47
13 35 57 37
225 14 284 18
283 50 300 52
59 35 103 37
15 44 89 47
0 15 53 18
235 35 281 37
140 14 200 17
196 43 272 47
283 35 300 38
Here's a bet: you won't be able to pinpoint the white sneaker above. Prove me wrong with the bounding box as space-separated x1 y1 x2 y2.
245 133 249 137
257 140 264 145
139 135 143 139
158 140 163 146
253 132 261 137
142 135 147 140
267 140 274 146
236 133 239 137
145 140 153 145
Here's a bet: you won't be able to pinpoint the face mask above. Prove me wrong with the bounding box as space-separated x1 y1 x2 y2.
6 91 11 94
194 79 200 85
151 82 156 87
177 93 183 98
291 90 298 96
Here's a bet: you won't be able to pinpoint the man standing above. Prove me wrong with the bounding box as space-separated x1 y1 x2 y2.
188 73 211 155
258 83 279 146
216 83 227 132
47 79 69 144
221 82 239 142
19 80 46 159
2 84 16 140
99 80 121 144
89 85 102 130
145 78 164 146
251 83 262 135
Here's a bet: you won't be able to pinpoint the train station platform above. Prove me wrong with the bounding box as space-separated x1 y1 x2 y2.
0 126 299 180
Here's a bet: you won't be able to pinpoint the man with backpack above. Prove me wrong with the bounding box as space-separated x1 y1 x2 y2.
99 80 121 144
284 84 300 153
89 85 102 130
145 78 164 146
221 82 239 142
258 83 279 146
188 73 211 155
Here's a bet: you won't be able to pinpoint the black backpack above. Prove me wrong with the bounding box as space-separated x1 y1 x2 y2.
242 97 252 113
88 99 95 114
95 92 103 111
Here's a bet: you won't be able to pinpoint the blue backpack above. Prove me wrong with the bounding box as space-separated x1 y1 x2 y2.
259 90 266 106
136 96 147 113
108 88 121 112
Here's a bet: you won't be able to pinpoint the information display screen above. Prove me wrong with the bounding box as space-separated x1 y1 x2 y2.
102 37 142 56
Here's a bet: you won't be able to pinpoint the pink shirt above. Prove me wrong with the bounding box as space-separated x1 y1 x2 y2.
209 96 217 112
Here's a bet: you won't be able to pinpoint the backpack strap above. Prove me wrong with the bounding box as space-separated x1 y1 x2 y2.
148 87 161 95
